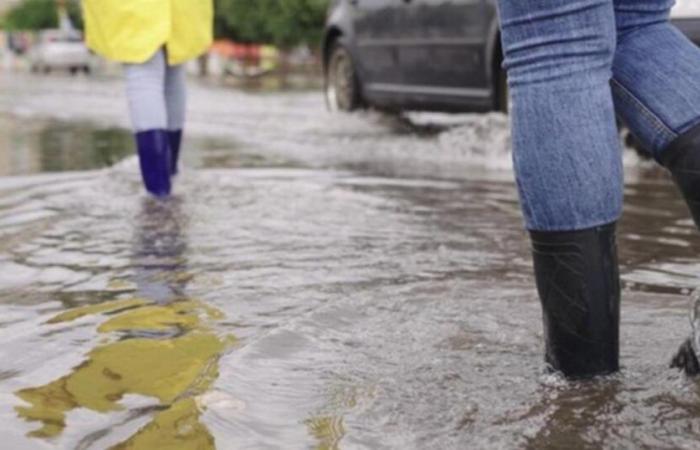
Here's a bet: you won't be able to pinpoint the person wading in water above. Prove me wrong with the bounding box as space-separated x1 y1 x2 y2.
81 0 214 197
496 0 700 378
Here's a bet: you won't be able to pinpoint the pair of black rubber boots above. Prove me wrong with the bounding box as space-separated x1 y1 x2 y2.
533 124 700 379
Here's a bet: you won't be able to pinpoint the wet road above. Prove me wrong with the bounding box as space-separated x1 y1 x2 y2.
0 74 699 449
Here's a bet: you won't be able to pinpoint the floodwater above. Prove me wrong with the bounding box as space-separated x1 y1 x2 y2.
0 74 700 449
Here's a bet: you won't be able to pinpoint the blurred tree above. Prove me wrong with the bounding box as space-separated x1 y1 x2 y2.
213 4 239 41
216 0 328 48
4 0 56 30
3 0 82 31
272 0 328 48
65 0 83 30
215 0 274 43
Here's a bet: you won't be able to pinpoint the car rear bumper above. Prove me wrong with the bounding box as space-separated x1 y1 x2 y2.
672 18 700 45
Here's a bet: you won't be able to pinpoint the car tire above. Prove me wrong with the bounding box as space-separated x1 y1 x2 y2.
82 65 91 75
325 41 363 112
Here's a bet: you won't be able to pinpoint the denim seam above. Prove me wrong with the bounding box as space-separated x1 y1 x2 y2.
610 78 677 144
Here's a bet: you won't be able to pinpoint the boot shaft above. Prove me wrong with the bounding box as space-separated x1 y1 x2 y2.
661 124 700 227
530 223 621 378
168 130 183 176
136 130 172 198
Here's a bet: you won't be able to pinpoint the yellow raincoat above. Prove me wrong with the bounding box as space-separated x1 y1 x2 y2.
81 0 214 66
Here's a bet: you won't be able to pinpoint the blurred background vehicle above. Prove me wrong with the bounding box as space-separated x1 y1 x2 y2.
29 28 90 74
1 0 327 86
671 0 700 44
323 0 503 114
324 0 700 114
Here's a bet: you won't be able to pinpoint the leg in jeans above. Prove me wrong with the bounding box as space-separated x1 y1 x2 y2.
497 0 622 378
124 50 171 197
125 50 168 132
165 64 186 175
613 0 700 157
612 0 700 373
500 0 624 231
613 0 700 227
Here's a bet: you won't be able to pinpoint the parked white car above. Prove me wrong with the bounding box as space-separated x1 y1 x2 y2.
672 0 700 44
29 29 91 75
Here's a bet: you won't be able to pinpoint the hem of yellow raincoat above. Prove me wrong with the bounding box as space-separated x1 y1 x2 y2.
86 41 168 65
86 40 211 66
167 46 210 66
165 41 213 66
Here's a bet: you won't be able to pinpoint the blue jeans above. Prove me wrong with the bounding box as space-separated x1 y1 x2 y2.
124 49 186 133
498 0 700 231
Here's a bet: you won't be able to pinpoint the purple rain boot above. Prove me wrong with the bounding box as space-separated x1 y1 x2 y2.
136 130 171 197
168 130 183 176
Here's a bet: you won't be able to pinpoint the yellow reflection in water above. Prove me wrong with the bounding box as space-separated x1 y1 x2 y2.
306 416 346 450
15 297 234 449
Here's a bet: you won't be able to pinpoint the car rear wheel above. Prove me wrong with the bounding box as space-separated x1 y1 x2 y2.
326 42 362 112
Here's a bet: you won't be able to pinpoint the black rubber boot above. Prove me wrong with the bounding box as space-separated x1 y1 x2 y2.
670 289 700 376
530 223 620 379
660 123 700 228
661 125 700 375
671 339 700 375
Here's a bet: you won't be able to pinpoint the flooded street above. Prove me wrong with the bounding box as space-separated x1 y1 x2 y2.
1 73 700 449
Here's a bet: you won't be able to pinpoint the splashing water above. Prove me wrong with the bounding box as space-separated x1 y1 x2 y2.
0 75 699 449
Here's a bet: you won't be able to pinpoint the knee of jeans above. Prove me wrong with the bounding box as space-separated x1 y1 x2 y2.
500 0 616 87
165 68 186 94
503 31 615 87
615 1 673 37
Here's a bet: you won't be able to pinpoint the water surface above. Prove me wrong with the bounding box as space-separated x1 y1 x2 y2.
0 80 699 449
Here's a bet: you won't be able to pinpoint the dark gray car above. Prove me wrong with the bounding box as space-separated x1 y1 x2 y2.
323 0 700 114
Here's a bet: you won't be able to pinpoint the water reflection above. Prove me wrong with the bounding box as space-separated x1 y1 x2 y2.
0 115 132 176
39 123 132 173
132 198 189 303
306 415 345 450
14 197 234 448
